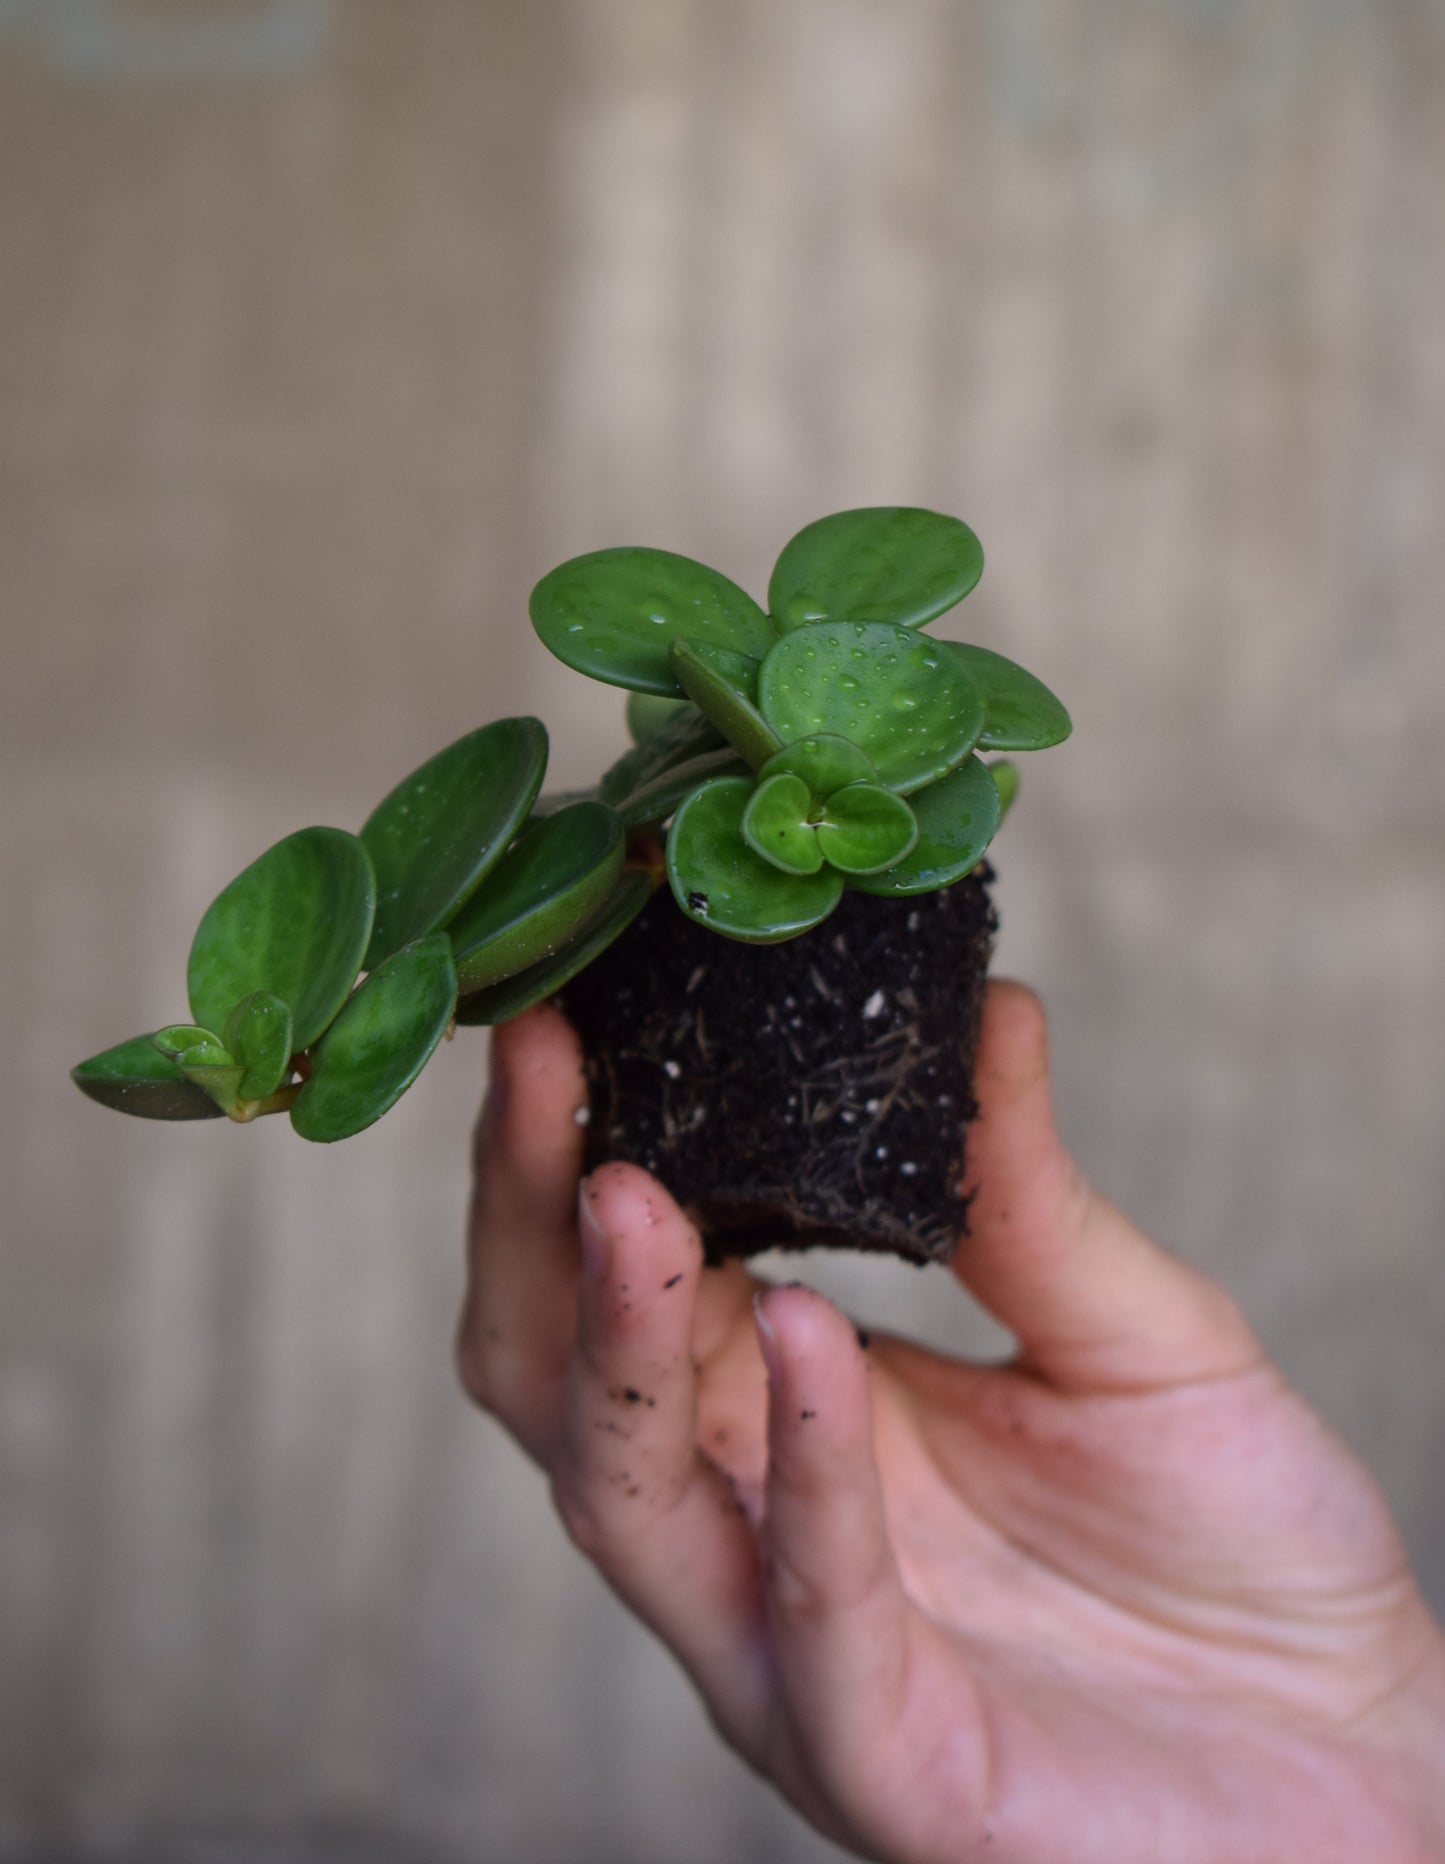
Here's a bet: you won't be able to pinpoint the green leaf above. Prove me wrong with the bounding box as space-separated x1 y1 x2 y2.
361 718 548 970
528 786 599 820
666 776 842 942
187 826 375 1053
454 869 654 1026
150 1025 249 1112
989 758 1020 820
668 638 781 768
768 507 984 633
759 732 877 797
222 991 294 1100
613 746 753 832
72 1034 227 1121
850 755 1001 896
451 801 626 994
741 773 823 875
815 784 918 875
942 644 1071 750
626 690 690 743
291 934 458 1143
757 620 986 795
599 705 724 808
174 1039 247 1117
531 547 774 696
152 1023 222 1059
177 1035 233 1069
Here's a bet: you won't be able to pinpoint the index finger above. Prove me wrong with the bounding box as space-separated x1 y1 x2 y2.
457 1004 589 1452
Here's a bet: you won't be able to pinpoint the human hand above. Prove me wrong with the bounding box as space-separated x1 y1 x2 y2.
458 983 1445 1863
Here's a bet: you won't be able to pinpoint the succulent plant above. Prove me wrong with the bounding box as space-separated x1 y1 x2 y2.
532 507 1068 941
73 507 1068 1142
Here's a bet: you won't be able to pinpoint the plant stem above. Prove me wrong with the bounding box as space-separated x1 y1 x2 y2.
625 831 668 888
229 1083 302 1123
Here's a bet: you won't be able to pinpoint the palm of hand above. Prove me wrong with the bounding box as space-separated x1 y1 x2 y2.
461 985 1445 1864
689 1288 1428 1860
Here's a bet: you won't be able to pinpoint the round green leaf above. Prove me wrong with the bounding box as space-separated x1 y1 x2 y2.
451 802 625 994
188 827 375 1052
741 773 823 875
850 755 1001 896
222 991 294 1101
531 547 774 696
527 787 598 821
943 643 1072 750
454 869 654 1026
152 1024 222 1059
668 638 781 768
291 934 457 1143
614 746 752 832
175 1040 246 1116
72 1034 226 1121
989 758 1020 820
815 783 919 875
759 732 877 797
177 1035 233 1069
758 620 986 795
362 717 548 970
666 776 842 942
626 690 690 743
768 507 984 633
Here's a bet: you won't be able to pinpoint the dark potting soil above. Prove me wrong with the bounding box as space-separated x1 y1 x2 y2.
559 868 996 1265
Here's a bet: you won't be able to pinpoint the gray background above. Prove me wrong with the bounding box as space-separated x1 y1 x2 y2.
3 2 1444 1859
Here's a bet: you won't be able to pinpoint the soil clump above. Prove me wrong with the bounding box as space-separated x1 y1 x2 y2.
561 869 996 1264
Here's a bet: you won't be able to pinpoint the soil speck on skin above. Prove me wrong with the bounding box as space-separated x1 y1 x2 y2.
662 1273 683 1290
856 1328 871 1351
622 1387 642 1404
800 1409 816 1421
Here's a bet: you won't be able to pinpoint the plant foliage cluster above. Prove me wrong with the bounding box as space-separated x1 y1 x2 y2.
73 508 1069 1142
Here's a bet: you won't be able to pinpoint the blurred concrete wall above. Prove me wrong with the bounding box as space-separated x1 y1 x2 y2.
3 3 1444 1860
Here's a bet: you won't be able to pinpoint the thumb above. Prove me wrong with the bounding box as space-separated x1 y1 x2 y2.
956 981 1260 1393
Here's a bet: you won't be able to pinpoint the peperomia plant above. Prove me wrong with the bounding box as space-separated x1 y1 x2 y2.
73 507 1068 1143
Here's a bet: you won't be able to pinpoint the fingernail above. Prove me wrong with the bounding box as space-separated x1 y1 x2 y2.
753 1293 781 1384
577 1177 610 1278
